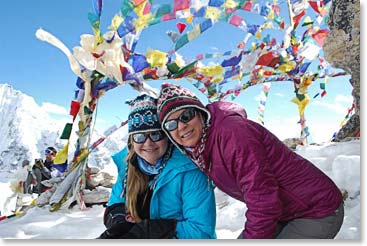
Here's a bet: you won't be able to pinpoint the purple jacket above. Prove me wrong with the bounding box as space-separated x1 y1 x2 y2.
201 102 342 239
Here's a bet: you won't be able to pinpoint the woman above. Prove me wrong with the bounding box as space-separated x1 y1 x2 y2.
98 94 216 239
157 83 344 239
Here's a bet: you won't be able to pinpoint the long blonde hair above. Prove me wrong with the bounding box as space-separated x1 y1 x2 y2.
125 136 149 222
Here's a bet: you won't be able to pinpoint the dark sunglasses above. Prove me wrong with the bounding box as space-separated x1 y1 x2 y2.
132 130 166 144
45 149 55 155
164 108 196 132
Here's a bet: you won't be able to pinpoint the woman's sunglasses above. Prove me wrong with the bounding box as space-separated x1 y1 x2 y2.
132 130 166 144
164 108 196 132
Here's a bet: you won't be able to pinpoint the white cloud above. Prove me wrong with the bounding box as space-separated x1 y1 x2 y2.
274 92 284 97
335 94 353 103
41 102 68 115
264 116 300 141
263 114 340 144
311 101 348 115
95 118 106 124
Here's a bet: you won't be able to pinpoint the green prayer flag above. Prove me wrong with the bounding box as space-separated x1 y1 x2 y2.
155 4 171 17
175 34 189 50
167 62 180 74
121 1 134 17
173 61 197 78
84 106 93 115
60 123 73 140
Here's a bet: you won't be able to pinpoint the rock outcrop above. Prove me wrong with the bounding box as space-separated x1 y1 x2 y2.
323 0 360 141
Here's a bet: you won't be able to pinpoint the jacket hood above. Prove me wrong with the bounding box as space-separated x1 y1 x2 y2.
207 101 247 124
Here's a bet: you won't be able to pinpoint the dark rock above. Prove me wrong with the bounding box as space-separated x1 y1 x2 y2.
324 0 360 140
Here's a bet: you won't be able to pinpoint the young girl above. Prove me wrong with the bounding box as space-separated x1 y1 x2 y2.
99 94 216 239
157 83 344 239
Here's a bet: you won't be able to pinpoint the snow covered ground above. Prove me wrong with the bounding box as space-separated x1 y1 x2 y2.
0 140 361 240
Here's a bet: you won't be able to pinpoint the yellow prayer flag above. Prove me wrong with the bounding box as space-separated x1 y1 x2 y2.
109 15 124 31
291 95 310 117
223 0 238 8
54 142 69 164
324 76 329 84
302 76 313 87
135 14 153 32
75 149 89 165
213 76 223 83
146 48 167 67
268 9 274 20
205 6 221 21
250 42 257 51
255 30 261 39
134 0 147 17
187 25 201 41
199 65 224 76
263 22 274 29
303 16 312 25
278 62 295 73
186 15 193 24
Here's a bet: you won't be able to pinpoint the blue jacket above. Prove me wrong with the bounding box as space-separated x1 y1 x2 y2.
107 146 216 239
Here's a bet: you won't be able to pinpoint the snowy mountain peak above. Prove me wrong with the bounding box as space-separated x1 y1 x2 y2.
0 84 65 171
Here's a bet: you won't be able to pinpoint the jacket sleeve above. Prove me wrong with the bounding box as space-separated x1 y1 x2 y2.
175 169 217 239
220 118 283 239
107 147 128 206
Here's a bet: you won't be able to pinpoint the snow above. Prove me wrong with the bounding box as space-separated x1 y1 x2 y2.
0 140 361 240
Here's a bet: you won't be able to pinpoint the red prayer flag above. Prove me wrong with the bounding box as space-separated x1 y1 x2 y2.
143 2 151 14
293 10 305 29
308 1 321 14
133 0 146 6
243 2 252 11
272 5 280 16
70 100 80 120
280 21 285 29
229 15 243 27
312 29 329 46
162 13 176 21
176 22 187 33
256 51 281 67
174 0 190 12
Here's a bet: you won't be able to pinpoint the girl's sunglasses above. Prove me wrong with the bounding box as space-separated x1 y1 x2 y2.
132 130 166 144
164 108 196 132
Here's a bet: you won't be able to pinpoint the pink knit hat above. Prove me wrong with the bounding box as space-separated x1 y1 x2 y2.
157 83 210 126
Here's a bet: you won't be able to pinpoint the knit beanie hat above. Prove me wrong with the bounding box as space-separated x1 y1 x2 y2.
22 160 30 167
126 94 161 135
157 83 211 126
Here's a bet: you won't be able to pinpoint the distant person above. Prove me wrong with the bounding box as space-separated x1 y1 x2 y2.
44 147 57 172
157 83 344 239
12 160 31 194
30 158 50 194
98 94 216 239
46 146 68 178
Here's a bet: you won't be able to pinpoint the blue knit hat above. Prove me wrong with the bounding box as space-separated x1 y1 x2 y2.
126 94 160 135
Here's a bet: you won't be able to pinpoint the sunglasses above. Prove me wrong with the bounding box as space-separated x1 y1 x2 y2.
45 149 55 155
132 130 166 144
164 108 196 132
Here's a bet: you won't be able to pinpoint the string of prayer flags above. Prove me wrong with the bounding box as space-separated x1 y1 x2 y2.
37 0 345 158
257 82 271 125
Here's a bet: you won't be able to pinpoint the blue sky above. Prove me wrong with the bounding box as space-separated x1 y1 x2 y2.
1 0 355 143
